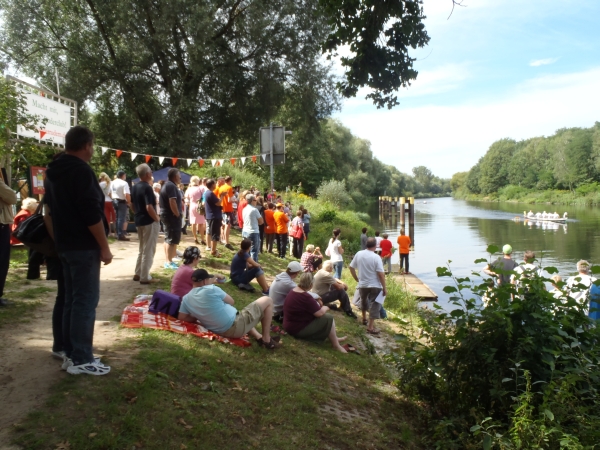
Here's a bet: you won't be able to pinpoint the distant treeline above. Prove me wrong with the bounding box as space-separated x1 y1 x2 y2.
451 122 600 202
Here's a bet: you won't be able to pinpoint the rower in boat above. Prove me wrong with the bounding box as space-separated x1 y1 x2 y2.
527 210 534 218
535 212 542 219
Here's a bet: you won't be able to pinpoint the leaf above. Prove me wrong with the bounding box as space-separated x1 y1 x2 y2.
443 286 458 293
178 418 188 426
501 378 513 383
474 258 488 264
155 371 169 379
88 433 97 438
470 425 481 432
483 434 492 450
544 409 554 421
486 245 499 255
545 266 559 274
436 267 452 277
591 265 600 274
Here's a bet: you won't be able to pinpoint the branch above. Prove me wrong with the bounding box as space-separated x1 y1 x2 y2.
448 0 466 20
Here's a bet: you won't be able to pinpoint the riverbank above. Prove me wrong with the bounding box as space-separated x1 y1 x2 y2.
453 183 600 205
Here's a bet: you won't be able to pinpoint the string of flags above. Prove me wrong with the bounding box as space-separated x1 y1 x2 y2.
99 145 268 168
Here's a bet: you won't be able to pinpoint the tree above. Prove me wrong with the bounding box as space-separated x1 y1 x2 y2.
412 166 434 193
478 139 515 195
450 171 468 193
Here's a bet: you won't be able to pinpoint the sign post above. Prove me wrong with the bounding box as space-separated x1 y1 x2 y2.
259 124 292 193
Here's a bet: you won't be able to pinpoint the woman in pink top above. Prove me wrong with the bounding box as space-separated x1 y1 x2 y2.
184 176 207 245
171 246 225 297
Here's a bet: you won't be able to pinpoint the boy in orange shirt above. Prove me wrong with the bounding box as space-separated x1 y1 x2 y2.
218 176 234 249
397 229 411 274
273 203 289 258
264 203 276 253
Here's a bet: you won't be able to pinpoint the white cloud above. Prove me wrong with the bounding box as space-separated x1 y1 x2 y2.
335 67 600 178
529 58 559 67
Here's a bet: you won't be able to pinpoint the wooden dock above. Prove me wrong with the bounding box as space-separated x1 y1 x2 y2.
391 264 438 301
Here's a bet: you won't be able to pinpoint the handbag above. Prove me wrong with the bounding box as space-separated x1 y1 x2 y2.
149 290 182 318
290 222 304 239
11 198 58 257
196 199 205 215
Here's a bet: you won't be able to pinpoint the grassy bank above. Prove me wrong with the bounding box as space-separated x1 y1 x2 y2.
11 231 423 450
453 182 600 205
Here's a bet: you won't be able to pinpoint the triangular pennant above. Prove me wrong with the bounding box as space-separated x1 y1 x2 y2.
211 159 217 167
171 157 178 166
101 147 108 155
159 157 165 164
218 159 224 167
145 155 151 163
261 154 266 162
241 157 246 165
252 155 257 163
115 150 123 158
198 159 204 167
131 152 138 161
230 158 237 166
187 158 192 167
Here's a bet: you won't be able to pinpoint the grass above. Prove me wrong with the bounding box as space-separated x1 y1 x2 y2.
11 230 424 450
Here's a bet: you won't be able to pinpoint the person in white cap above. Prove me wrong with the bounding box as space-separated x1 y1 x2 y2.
483 244 519 286
270 261 303 322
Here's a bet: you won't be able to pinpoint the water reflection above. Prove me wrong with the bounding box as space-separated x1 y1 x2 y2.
367 197 600 311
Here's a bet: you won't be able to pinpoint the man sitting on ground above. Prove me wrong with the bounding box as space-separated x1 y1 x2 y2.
312 260 358 319
270 261 303 322
178 269 281 349
300 244 323 273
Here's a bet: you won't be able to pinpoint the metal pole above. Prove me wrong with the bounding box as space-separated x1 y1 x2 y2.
55 67 60 96
270 122 274 192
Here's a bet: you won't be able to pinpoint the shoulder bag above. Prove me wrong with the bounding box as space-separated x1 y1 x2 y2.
11 198 58 257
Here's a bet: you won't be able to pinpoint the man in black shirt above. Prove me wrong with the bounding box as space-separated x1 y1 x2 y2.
483 244 519 285
159 168 182 269
44 125 112 376
131 163 160 284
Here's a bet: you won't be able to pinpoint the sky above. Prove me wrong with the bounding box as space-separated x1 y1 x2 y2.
333 0 600 179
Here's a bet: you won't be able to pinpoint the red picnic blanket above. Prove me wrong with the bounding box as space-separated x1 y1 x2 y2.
120 295 251 348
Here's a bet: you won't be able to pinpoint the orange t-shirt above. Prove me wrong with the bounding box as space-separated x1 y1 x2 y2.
273 211 289 234
218 184 234 212
397 235 411 254
264 209 276 234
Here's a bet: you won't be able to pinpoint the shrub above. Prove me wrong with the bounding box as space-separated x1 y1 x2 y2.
316 180 353 207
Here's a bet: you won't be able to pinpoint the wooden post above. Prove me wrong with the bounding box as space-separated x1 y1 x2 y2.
408 197 415 247
399 196 405 228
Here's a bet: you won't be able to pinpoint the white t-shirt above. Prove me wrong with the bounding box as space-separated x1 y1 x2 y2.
511 263 542 286
99 181 112 202
349 249 384 288
242 204 261 234
566 274 597 305
375 236 383 250
329 238 343 262
111 178 130 200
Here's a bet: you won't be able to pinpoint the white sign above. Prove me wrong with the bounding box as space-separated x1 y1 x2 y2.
9 77 76 147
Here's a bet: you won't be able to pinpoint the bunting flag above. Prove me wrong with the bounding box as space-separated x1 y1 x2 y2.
187 158 192 167
145 155 152 163
131 152 138 161
241 157 246 165
218 159 224 167
159 157 165 164
252 155 257 163
171 157 178 166
198 159 204 167
211 159 217 167
115 150 123 158
230 158 236 166
261 154 267 162
101 147 108 155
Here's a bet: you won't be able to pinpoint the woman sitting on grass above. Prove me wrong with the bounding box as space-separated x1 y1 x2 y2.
230 238 270 295
283 272 348 353
171 246 225 297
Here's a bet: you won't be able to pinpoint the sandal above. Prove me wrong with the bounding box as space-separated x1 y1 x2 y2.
362 319 368 326
366 329 381 335
257 337 282 349
211 251 223 258
342 344 361 355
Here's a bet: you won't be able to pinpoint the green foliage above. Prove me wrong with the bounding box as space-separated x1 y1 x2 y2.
316 179 353 207
392 253 600 448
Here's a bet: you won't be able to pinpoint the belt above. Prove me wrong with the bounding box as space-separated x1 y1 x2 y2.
115 199 127 203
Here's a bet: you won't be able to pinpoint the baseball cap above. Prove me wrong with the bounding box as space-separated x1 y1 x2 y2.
191 268 214 282
287 261 302 272
502 244 513 255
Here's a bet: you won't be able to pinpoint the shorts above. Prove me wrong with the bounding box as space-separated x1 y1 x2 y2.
359 287 383 320
293 314 334 342
221 301 264 338
161 214 182 245
231 267 264 286
222 212 234 225
207 218 223 241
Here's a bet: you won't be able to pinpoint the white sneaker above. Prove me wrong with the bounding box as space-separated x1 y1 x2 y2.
66 360 111 376
172 257 182 262
61 356 103 371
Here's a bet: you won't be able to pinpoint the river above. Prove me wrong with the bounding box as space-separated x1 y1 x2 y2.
366 197 600 311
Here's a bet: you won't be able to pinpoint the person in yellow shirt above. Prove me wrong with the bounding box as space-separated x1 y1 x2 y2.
218 176 235 250
273 203 290 258
396 229 411 274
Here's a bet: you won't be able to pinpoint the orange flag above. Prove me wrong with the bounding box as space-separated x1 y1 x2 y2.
198 159 204 167
145 155 151 163
230 158 236 166
252 155 257 163
171 157 178 166
115 150 123 158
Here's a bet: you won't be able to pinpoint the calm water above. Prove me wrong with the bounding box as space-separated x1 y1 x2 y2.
366 197 600 311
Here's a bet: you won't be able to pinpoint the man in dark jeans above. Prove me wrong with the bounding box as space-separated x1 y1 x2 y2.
111 170 131 241
0 177 17 307
45 125 113 376
159 168 182 269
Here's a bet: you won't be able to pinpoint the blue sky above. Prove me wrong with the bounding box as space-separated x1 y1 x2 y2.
333 0 600 178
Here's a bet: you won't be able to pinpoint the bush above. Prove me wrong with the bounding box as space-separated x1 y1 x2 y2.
391 248 600 448
316 180 353 207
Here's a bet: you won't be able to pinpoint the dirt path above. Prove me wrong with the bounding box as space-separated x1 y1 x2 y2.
0 233 197 446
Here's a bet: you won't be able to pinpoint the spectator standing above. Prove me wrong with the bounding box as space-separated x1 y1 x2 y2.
380 233 393 274
237 190 249 230
11 198 44 279
203 178 225 257
360 227 368 250
566 260 597 312
256 196 265 253
274 203 290 258
218 176 235 250
327 228 344 279
98 172 115 236
374 231 382 255
0 175 17 307
270 261 302 322
159 168 183 269
302 208 311 240
184 176 207 245
264 202 276 253
44 125 113 375
396 229 412 274
483 244 517 285
242 194 263 262
177 183 187 235
349 237 386 335
131 164 160 285
291 210 306 258
111 170 131 241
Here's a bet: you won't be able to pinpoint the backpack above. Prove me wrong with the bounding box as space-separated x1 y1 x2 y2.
149 290 182 318
196 199 205 216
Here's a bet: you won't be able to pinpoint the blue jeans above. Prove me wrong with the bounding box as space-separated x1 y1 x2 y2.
114 200 129 238
243 231 260 262
59 250 101 365
333 261 343 280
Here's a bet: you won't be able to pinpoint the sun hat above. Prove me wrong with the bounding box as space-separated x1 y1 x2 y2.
502 244 513 255
191 268 214 282
287 261 302 272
